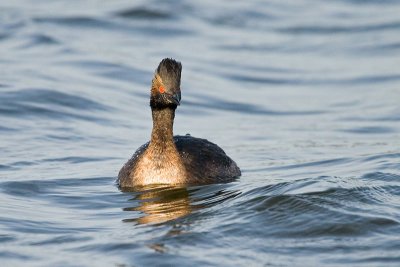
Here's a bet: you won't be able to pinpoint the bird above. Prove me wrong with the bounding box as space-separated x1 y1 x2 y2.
118 58 240 188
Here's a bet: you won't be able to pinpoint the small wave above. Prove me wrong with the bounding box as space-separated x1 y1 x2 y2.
0 251 32 260
33 15 191 37
227 73 400 86
0 88 110 121
205 10 276 28
247 157 351 174
114 7 172 20
0 234 15 243
183 96 324 116
0 125 17 132
33 16 110 28
362 172 400 182
277 20 400 35
345 41 400 56
236 176 400 238
41 156 116 164
16 34 60 49
0 33 11 41
1 177 119 215
1 181 44 196
56 59 151 85
29 235 91 246
190 184 242 208
361 152 400 163
337 0 400 6
0 164 13 171
341 126 396 134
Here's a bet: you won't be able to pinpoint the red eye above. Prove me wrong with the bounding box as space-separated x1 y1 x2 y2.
159 86 165 93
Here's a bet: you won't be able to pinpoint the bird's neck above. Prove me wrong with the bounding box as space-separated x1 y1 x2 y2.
150 107 176 148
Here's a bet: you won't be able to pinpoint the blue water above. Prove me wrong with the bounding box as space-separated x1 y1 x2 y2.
1 0 400 266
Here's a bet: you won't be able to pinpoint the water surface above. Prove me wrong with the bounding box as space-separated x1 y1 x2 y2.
1 0 400 266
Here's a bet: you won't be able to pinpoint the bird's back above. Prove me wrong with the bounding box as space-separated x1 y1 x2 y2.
174 135 241 184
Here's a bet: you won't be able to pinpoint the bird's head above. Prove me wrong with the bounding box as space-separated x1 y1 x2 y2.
150 58 182 109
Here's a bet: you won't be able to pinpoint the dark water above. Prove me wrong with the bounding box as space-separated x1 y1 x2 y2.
1 0 400 266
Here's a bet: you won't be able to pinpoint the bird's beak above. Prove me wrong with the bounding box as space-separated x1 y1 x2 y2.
169 91 181 105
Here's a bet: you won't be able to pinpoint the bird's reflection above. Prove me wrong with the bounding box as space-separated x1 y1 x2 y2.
122 185 193 225
121 183 242 226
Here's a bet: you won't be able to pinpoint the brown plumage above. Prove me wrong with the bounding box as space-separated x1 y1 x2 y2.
118 58 240 188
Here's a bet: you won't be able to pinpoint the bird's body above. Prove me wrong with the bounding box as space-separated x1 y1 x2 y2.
118 58 240 188
119 135 240 187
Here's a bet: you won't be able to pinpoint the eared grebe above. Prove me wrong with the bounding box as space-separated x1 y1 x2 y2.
118 58 241 187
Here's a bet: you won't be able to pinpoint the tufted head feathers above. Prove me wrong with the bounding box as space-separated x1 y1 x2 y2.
150 58 182 109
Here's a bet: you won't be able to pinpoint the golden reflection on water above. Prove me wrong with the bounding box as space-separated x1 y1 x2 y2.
122 185 193 225
121 183 241 226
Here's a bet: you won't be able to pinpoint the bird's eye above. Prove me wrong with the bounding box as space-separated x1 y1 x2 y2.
159 86 165 93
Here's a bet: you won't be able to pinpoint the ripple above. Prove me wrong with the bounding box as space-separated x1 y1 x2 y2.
248 157 351 173
190 184 242 208
69 242 141 253
17 33 60 49
0 164 12 171
1 177 111 197
237 181 399 238
362 172 400 182
342 126 396 134
0 234 16 243
361 152 400 163
33 16 111 28
227 73 400 86
0 88 110 121
277 20 400 35
349 41 400 55
33 15 192 37
206 9 276 28
0 125 17 132
2 180 47 196
338 0 400 6
184 96 325 116
0 217 101 234
56 59 151 85
2 0 400 266
29 235 91 246
41 156 115 164
0 251 32 260
0 33 11 41
114 7 173 20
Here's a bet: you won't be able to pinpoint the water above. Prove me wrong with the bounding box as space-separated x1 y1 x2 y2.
1 0 400 266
